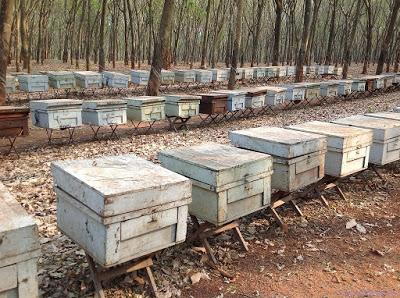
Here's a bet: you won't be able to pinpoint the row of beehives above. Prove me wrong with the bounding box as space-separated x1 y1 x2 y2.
3 105 400 296
5 65 342 93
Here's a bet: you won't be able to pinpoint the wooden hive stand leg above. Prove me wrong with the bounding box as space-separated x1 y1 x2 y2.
201 236 218 265
289 199 304 217
144 265 159 298
86 254 105 298
232 225 249 252
334 185 347 201
316 189 330 207
267 206 288 233
370 165 385 182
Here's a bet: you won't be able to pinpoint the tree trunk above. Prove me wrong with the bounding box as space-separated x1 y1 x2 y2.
251 0 265 67
200 0 212 68
272 0 283 66
305 0 321 65
20 0 29 70
98 0 107 72
228 0 243 90
147 0 175 96
376 0 400 74
85 0 91 70
76 0 86 68
0 0 15 105
123 0 129 66
295 0 312 82
126 0 136 69
362 1 373 74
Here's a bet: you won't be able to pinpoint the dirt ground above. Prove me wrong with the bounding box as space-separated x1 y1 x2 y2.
1 65 400 298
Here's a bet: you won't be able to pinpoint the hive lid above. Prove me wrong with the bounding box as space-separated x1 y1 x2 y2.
264 86 287 93
17 74 48 81
0 182 40 263
47 71 74 77
229 126 326 158
51 154 191 217
82 99 127 110
210 89 247 96
0 106 30 114
165 94 201 103
288 121 373 151
102 71 129 78
74 71 101 77
131 70 150 75
365 112 400 122
158 143 272 190
332 115 400 142
197 93 228 100
127 96 165 106
174 70 195 74
30 99 82 110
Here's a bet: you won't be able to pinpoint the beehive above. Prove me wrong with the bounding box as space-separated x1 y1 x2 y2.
242 87 266 108
320 81 339 97
322 65 334 74
394 107 400 113
253 67 265 79
18 75 48 92
158 143 273 226
336 80 352 95
210 90 246 112
174 70 195 83
165 94 200 118
265 67 278 77
0 182 40 298
6 76 16 93
102 71 130 88
380 74 395 88
131 70 150 85
74 71 102 89
52 154 191 267
394 73 400 85
363 75 384 91
296 82 320 100
288 121 372 177
332 115 400 165
333 67 343 76
198 93 229 115
229 127 327 192
210 69 229 82
0 106 29 138
283 84 306 101
30 99 82 129
365 112 400 122
350 79 366 92
264 86 287 106
276 66 287 77
161 70 175 84
286 66 296 76
47 71 76 89
127 96 165 122
194 70 213 83
306 66 316 75
82 100 127 126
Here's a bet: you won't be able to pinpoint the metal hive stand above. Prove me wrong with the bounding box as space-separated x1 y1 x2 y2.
89 124 120 141
131 120 158 135
45 127 76 145
1 128 24 157
86 254 159 298
166 115 191 132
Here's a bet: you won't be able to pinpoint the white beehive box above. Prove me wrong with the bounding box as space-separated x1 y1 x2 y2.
394 107 400 112
296 82 321 100
229 127 327 192
82 99 127 126
264 86 287 106
286 66 296 76
253 67 265 79
158 143 273 226
48 71 76 89
52 154 191 267
265 67 278 77
316 65 326 75
242 87 265 108
174 70 195 83
283 84 306 101
194 70 212 83
18 75 49 92
276 66 287 77
30 99 83 129
210 90 246 112
333 67 343 76
210 69 228 82
127 96 165 122
131 70 150 85
74 71 102 89
6 75 16 93
102 71 129 88
161 70 175 84
323 65 335 74
394 73 400 84
0 182 40 298
165 94 200 118
306 66 316 75
351 79 366 92
288 121 372 177
320 81 339 97
380 74 395 88
332 115 400 165
336 80 353 95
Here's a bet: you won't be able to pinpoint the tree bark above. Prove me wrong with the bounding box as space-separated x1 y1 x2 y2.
228 0 243 90
200 0 212 68
85 0 91 70
251 0 265 67
272 0 283 66
146 0 175 96
98 0 107 72
362 0 373 74
295 0 312 82
20 0 29 69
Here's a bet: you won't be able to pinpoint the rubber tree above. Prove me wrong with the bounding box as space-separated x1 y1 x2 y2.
200 0 212 68
98 0 107 72
228 0 243 90
295 0 312 83
272 0 283 66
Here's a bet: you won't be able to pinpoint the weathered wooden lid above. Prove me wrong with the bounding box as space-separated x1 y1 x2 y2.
47 71 74 77
30 99 82 110
0 106 30 114
127 96 165 107
229 126 326 158
73 71 101 77
82 99 127 110
365 112 400 122
165 94 201 103
130 70 150 75
332 115 400 142
17 74 48 82
0 182 40 265
102 71 129 78
52 154 191 217
197 93 228 100
210 89 247 96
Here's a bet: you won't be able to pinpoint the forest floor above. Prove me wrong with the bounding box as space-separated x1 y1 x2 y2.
1 64 400 298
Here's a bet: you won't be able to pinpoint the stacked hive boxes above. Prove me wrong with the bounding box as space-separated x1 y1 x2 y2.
52 155 191 267
165 95 200 118
264 86 287 106
320 81 339 97
210 69 229 82
47 71 76 89
337 80 353 95
210 90 246 112
253 67 265 79
18 75 49 92
283 84 305 101
0 182 40 298
102 71 130 88
288 121 372 177
242 87 266 108
82 100 127 126
30 99 82 129
230 127 326 192
74 71 102 88
350 79 366 92
296 82 320 100
159 143 273 226
127 96 165 122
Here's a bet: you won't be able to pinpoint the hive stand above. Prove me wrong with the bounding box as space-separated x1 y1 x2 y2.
222 109 244 121
199 113 223 126
1 127 24 157
166 115 191 132
190 215 248 265
131 120 158 135
86 254 159 298
45 127 76 145
89 124 120 141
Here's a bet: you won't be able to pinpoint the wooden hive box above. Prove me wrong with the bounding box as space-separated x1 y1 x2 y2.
229 127 327 192
194 70 212 83
210 69 228 82
320 81 339 97
17 75 48 92
52 154 191 267
253 67 265 79
6 75 16 93
362 75 384 91
242 87 266 108
198 93 228 115
210 90 246 112
102 71 129 88
286 66 296 76
394 73 400 85
350 79 366 92
333 67 343 76
130 70 150 85
332 115 400 165
161 70 175 84
296 82 321 99
165 94 200 118
336 80 352 95
0 106 30 137
127 96 165 122
394 107 400 112
365 112 400 122
282 84 306 101
30 99 82 129
73 71 102 89
82 99 127 126
323 65 335 74
265 67 278 77
380 74 395 88
276 66 287 77
288 121 372 177
174 70 195 83
0 182 40 298
306 66 316 75
265 86 287 106
47 71 76 89
158 143 273 226
238 68 253 80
